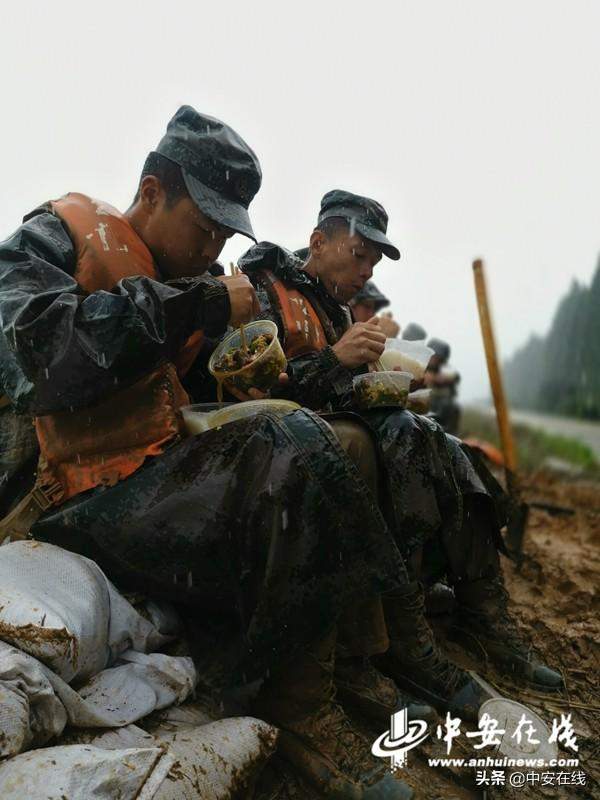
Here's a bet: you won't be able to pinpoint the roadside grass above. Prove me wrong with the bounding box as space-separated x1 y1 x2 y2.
460 408 599 474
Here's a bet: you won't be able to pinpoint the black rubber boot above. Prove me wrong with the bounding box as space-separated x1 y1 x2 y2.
453 574 563 691
253 630 414 799
378 582 489 722
335 655 437 725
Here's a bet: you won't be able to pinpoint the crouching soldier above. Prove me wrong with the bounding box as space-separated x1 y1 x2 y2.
238 189 563 719
0 114 413 800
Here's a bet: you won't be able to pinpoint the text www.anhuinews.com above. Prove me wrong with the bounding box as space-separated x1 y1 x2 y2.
427 756 579 768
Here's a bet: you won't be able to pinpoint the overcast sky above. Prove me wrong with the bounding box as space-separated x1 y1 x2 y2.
2 0 599 399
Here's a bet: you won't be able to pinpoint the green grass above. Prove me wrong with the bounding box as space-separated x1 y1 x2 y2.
460 408 599 474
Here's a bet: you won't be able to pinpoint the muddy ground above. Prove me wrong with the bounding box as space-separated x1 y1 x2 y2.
254 470 600 800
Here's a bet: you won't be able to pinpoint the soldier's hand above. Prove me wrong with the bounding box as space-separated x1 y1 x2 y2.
378 312 400 339
332 316 386 368
226 373 289 402
218 274 260 327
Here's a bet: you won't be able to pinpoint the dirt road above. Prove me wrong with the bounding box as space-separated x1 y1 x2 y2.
468 403 600 459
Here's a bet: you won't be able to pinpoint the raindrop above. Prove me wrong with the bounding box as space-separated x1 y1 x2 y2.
187 571 193 588
225 169 230 181
44 368 49 379
281 508 288 530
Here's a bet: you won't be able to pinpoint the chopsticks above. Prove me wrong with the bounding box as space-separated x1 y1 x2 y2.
229 262 249 353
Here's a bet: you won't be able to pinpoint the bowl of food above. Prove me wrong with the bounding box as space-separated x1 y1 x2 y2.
379 339 434 380
353 371 412 410
182 399 300 435
407 388 432 414
208 320 287 398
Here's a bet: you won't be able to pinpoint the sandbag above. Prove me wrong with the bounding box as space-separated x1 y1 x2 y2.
0 642 67 757
60 713 279 800
0 541 169 682
0 640 197 756
153 717 278 800
0 744 174 800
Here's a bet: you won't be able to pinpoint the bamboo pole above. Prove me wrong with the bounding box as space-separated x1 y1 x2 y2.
472 259 518 473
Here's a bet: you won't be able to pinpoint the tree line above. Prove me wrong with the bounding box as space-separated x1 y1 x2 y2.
503 260 600 420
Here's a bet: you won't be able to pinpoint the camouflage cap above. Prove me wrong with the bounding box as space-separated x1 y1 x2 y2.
318 189 400 260
349 280 390 311
427 337 451 363
402 322 428 341
155 105 262 241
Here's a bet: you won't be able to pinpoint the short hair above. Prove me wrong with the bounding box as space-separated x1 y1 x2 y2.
133 152 189 207
315 216 351 239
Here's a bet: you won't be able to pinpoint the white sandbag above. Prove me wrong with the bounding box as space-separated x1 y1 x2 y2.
0 641 197 756
0 541 171 682
62 715 279 800
0 641 67 757
0 744 174 800
153 717 278 800
75 651 197 726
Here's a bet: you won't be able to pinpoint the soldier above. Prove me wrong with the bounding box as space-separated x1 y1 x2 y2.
238 189 563 717
0 118 413 799
349 280 401 338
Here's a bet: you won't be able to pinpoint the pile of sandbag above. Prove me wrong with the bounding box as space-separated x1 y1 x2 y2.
0 541 279 799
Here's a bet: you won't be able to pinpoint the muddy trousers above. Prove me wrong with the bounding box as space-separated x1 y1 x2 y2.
328 419 390 659
417 493 503 588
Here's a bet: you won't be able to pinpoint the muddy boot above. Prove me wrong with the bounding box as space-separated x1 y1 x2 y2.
377 582 489 722
335 655 437 725
253 630 414 799
454 574 563 691
425 582 456 616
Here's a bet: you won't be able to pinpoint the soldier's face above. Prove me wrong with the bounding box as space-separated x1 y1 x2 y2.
152 197 234 280
136 176 234 279
314 229 382 303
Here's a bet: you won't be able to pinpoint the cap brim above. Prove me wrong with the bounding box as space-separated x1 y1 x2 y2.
182 170 257 242
355 222 400 261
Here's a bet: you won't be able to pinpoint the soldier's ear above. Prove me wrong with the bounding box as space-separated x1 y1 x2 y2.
139 175 163 213
310 228 326 257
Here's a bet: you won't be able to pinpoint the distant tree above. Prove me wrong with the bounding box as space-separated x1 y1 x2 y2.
504 261 600 420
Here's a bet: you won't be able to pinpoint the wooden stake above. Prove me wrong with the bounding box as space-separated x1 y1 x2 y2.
473 259 518 473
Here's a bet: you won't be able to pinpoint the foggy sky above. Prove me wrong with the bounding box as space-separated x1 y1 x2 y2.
2 0 599 400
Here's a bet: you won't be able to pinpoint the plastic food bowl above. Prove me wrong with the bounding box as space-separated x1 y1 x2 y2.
182 399 301 435
208 320 287 395
407 388 432 414
353 371 412 410
379 339 434 380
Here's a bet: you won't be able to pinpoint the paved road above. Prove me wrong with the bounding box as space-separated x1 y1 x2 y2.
468 403 600 459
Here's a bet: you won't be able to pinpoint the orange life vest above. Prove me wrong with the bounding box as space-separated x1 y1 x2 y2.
256 270 328 357
34 193 205 505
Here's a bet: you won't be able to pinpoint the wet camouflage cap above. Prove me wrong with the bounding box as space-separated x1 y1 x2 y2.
427 337 451 362
155 105 262 241
349 280 390 311
318 189 400 260
402 322 428 341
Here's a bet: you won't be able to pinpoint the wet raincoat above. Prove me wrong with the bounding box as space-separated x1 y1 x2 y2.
0 207 406 687
239 243 508 577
